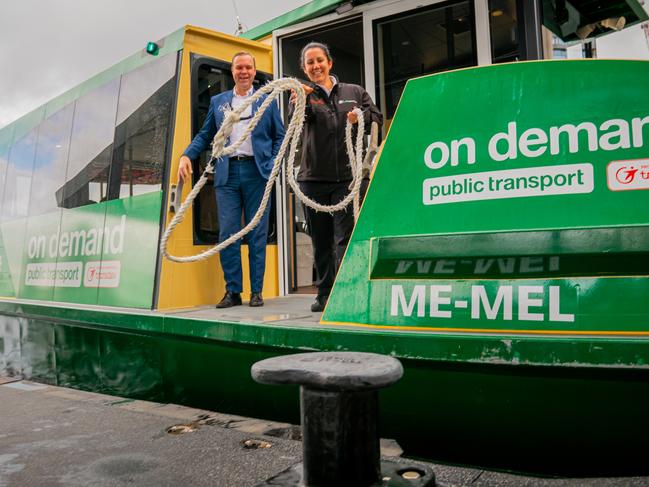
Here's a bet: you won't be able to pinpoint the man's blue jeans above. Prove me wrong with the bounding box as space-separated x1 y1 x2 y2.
215 159 270 293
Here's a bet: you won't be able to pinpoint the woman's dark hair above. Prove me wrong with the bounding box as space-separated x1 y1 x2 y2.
299 42 333 69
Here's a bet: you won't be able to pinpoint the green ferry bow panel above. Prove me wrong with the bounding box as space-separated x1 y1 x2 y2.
324 60 649 337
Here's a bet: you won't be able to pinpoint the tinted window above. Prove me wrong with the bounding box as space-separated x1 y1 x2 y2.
111 53 177 199
0 128 13 219
28 104 74 216
280 19 364 86
374 1 476 120
1 127 39 220
489 0 520 63
59 78 120 209
192 61 235 243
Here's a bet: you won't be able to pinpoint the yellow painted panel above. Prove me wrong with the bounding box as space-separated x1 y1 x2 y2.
157 26 278 310
256 35 273 46
183 25 273 73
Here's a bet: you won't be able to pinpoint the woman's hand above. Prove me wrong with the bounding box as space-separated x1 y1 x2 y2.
178 155 193 182
347 110 359 124
290 83 314 104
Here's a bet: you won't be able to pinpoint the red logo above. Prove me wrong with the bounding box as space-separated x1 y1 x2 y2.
607 159 649 192
615 165 638 185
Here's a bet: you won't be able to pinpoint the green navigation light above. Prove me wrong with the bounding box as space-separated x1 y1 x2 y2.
146 42 159 56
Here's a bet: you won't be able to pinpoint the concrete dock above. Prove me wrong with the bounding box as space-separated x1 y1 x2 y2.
1 378 648 486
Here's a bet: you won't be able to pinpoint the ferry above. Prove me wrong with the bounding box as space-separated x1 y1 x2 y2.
1 0 648 476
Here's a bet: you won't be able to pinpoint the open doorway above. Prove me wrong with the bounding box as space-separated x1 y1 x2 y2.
278 18 364 293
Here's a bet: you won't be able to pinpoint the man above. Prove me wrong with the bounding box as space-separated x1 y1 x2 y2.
178 52 285 308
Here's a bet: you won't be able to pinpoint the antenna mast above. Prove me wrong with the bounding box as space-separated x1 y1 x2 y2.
231 0 246 36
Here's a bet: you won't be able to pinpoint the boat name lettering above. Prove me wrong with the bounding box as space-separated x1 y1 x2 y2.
393 256 561 276
390 284 574 323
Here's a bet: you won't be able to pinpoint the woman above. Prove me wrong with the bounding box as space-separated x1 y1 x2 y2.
292 42 383 312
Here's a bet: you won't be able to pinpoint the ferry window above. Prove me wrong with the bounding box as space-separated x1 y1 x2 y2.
280 19 364 86
1 127 39 220
0 129 12 221
28 104 74 216
110 53 178 200
373 1 476 121
190 56 274 245
488 0 520 63
59 78 120 209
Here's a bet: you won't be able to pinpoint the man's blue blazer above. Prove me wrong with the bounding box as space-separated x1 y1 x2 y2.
183 89 285 187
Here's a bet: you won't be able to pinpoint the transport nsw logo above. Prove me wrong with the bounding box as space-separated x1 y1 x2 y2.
607 159 649 191
25 261 121 288
84 261 121 288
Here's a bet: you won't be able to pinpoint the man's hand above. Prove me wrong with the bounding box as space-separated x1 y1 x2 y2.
290 83 314 104
347 109 359 124
178 155 193 182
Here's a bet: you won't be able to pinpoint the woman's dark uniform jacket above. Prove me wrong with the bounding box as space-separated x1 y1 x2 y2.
293 81 383 183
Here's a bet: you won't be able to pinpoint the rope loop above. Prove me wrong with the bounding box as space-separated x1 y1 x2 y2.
160 78 367 263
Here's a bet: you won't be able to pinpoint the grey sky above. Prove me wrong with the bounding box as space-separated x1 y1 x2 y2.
0 1 648 129
0 0 308 128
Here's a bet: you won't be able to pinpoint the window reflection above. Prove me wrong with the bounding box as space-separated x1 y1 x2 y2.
0 128 12 220
111 53 177 199
58 78 120 208
2 128 39 220
28 104 74 216
374 1 476 121
280 20 364 85
489 0 520 63
0 133 13 296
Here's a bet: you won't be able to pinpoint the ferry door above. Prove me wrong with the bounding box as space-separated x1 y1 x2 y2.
157 33 276 310
274 0 527 295
275 18 366 295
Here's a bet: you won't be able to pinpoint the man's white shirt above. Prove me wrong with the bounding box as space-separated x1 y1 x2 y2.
230 87 254 157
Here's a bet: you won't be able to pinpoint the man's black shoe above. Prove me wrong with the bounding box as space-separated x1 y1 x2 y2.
249 292 264 307
310 295 328 312
216 291 242 309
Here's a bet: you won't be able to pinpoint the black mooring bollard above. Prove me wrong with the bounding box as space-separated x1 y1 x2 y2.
252 352 436 487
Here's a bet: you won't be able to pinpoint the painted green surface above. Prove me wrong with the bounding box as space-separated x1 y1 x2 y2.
1 219 28 299
6 191 162 308
0 128 14 296
241 0 341 40
0 234 15 296
324 60 649 335
1 297 648 372
370 227 649 279
2 312 649 476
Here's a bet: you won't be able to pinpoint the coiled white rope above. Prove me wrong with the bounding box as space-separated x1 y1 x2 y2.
160 78 366 263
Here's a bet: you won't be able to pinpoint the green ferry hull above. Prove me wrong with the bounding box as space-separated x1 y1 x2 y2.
2 298 648 477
